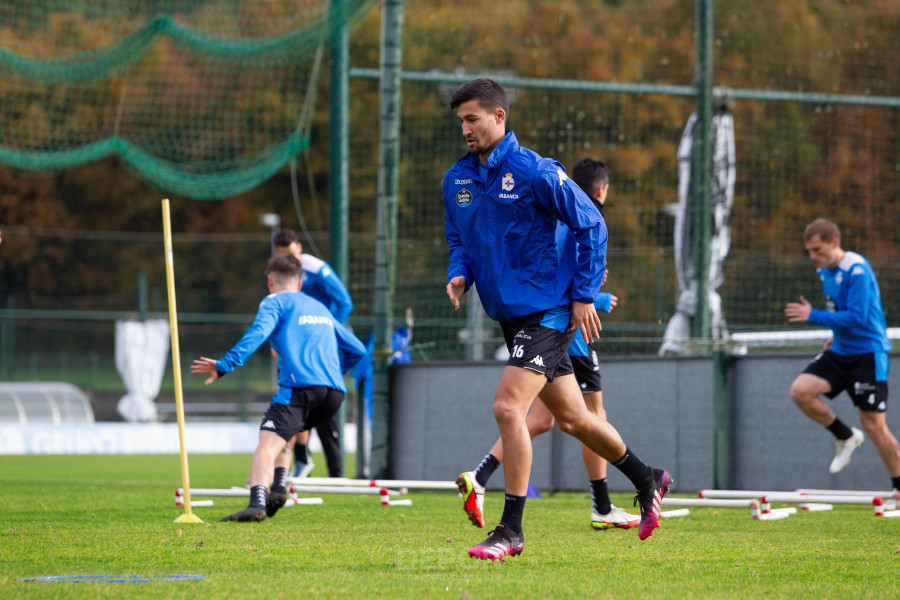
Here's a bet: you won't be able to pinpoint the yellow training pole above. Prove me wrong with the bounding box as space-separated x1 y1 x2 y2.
162 198 203 524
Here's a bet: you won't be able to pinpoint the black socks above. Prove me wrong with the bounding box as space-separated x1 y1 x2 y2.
249 485 267 508
499 493 526 533
272 467 288 493
474 453 500 488
590 478 612 514
826 417 854 440
611 446 653 491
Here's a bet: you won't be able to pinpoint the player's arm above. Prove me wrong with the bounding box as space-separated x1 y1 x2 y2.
443 198 473 310
538 165 608 304
808 269 872 329
208 298 280 376
335 320 367 372
320 272 354 323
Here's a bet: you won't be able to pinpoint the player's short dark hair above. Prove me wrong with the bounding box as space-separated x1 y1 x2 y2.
804 218 840 243
266 254 301 280
571 157 609 200
450 78 509 119
272 229 298 248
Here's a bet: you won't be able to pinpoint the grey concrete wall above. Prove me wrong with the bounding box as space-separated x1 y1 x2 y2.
730 355 900 492
391 353 900 494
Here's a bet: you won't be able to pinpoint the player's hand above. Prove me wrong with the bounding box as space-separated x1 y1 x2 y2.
190 357 220 386
571 300 602 343
823 337 833 351
608 295 618 312
601 269 609 287
447 276 467 310
784 295 812 323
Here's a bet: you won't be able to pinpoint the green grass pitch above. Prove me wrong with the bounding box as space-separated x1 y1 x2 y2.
1 454 899 599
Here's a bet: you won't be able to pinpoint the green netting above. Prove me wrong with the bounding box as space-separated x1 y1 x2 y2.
2 1 900 372
0 0 375 199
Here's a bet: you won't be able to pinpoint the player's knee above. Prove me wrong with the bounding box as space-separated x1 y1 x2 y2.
589 405 607 421
788 380 811 405
555 414 584 437
529 415 554 437
858 415 884 438
492 396 521 425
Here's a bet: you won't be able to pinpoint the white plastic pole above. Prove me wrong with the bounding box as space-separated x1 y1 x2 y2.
284 498 324 506
174 499 214 507
177 486 403 497
288 477 456 490
662 497 757 508
698 489 782 499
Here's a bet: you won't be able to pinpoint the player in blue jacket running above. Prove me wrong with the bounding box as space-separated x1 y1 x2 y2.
443 79 671 561
191 254 366 522
457 157 641 532
274 229 354 479
785 218 900 497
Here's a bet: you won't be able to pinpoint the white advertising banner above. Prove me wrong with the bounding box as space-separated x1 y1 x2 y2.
0 422 358 455
0 422 259 455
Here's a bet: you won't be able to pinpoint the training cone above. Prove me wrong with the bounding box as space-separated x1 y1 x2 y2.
526 481 541 499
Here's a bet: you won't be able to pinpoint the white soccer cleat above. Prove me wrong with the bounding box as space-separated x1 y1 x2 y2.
829 427 864 474
591 505 640 530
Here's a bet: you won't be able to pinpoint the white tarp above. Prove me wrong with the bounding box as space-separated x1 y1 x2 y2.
660 108 736 355
115 319 170 422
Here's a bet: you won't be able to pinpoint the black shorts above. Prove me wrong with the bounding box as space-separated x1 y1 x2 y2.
802 350 888 413
500 311 576 382
259 386 345 441
571 350 602 393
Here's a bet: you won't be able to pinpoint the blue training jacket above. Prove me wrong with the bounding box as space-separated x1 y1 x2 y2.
216 290 366 403
808 251 891 360
300 253 354 324
443 131 608 322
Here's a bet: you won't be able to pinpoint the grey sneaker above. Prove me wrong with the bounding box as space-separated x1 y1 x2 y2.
829 427 864 474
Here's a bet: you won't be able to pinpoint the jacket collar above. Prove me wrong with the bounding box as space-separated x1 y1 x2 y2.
465 130 518 170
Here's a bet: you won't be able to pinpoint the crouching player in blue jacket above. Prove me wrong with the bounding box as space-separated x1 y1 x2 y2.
191 254 366 522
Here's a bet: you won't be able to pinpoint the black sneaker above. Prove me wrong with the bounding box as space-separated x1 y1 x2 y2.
266 488 287 518
634 468 673 540
467 524 524 562
219 506 266 522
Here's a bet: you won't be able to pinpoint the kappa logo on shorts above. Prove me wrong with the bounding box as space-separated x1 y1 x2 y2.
261 420 275 429
529 355 545 367
456 188 473 207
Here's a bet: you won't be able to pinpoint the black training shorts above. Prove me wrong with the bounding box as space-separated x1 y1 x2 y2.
500 311 577 382
571 349 602 393
802 350 888 413
259 386 345 441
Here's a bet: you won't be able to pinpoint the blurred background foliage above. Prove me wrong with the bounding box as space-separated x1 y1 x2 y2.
0 0 898 368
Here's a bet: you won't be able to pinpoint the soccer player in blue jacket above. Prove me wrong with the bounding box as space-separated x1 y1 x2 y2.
457 157 641 532
785 218 900 497
443 78 671 561
274 229 354 479
191 254 366 522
